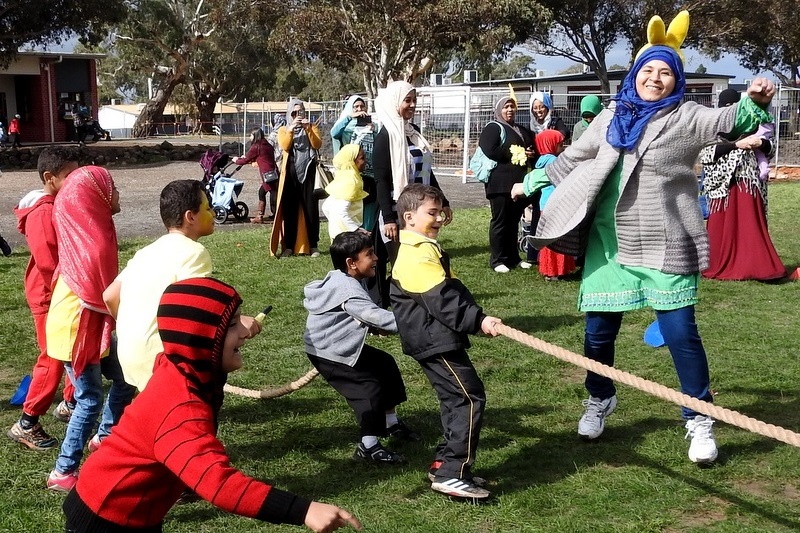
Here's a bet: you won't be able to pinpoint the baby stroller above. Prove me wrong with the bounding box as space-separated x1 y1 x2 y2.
199 150 249 224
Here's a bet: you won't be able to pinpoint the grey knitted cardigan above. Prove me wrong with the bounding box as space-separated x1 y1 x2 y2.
530 101 738 275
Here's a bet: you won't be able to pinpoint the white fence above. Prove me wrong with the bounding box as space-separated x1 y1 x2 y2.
119 86 800 174
774 85 800 167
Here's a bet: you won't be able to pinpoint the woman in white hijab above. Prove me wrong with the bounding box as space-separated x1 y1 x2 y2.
371 81 452 306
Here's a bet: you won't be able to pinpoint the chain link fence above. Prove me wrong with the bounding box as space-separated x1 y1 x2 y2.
115 87 782 177
774 85 800 168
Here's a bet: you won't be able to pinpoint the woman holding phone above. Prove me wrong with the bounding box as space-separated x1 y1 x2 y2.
270 99 322 257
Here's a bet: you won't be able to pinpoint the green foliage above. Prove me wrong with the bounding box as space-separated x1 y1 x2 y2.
2 185 800 530
691 0 800 84
273 0 548 97
0 0 126 66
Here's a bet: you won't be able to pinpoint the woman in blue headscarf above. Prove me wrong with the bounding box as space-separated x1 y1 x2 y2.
512 11 775 465
529 91 570 141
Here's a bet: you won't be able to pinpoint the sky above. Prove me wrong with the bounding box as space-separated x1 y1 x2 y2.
530 49 770 84
41 36 772 86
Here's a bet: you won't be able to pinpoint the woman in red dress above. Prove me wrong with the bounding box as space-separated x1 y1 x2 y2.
701 89 785 281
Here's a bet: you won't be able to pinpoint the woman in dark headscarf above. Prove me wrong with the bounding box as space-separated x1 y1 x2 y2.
512 11 776 465
700 88 785 280
479 95 535 273
270 99 322 257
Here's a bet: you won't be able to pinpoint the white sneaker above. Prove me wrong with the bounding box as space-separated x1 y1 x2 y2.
578 395 617 439
685 415 718 464
310 248 320 258
430 476 490 499
519 261 532 269
493 265 510 273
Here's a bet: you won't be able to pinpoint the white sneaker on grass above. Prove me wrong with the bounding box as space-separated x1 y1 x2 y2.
685 415 718 464
493 265 510 273
519 261 532 269
578 395 617 439
430 476 490 499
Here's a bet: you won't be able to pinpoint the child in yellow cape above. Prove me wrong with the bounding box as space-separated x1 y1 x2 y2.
321 144 370 241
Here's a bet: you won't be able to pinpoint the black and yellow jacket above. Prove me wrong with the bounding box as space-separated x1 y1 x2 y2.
390 230 485 360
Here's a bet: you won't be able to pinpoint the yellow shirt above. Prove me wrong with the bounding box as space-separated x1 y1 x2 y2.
392 230 457 294
115 233 212 390
46 278 111 363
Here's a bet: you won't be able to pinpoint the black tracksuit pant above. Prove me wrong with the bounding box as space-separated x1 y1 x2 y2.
308 345 407 438
418 349 485 479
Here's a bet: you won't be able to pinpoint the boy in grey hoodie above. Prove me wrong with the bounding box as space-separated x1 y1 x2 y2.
304 231 419 464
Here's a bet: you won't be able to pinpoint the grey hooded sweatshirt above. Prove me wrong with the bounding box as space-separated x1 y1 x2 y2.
303 270 397 367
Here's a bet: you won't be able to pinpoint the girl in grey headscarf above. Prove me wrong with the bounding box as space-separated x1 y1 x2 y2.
269 99 323 257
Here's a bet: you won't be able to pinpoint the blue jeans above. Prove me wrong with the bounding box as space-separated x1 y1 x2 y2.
584 306 713 419
55 347 136 474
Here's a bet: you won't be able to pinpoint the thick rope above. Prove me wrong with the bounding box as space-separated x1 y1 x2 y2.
496 323 800 448
224 368 319 399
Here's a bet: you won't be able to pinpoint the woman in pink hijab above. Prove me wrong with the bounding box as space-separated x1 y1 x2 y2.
45 166 136 492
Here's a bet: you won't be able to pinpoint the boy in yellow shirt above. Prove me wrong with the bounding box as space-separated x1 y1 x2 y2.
390 183 502 500
103 180 216 393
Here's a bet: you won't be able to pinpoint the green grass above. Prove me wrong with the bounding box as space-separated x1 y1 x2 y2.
2 184 800 532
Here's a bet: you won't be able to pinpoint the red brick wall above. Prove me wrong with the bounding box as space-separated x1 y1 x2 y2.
28 62 49 142
23 57 98 143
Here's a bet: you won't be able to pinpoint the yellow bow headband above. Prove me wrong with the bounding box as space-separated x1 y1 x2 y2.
635 10 689 64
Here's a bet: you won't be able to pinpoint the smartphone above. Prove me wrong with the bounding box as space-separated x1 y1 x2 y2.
356 115 372 127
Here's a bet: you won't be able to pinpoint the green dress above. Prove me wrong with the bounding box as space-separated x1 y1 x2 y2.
525 97 771 312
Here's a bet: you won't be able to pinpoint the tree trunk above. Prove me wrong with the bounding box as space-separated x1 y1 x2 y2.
596 69 611 96
195 87 220 134
131 74 185 138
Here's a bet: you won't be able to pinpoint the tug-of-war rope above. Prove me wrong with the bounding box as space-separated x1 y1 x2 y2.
224 368 319 399
496 324 800 448
224 324 800 449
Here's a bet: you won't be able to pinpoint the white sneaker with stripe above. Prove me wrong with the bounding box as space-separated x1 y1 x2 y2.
430 477 490 499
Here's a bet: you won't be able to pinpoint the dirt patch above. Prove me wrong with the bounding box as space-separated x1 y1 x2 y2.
772 166 800 181
664 495 730 532
0 162 489 248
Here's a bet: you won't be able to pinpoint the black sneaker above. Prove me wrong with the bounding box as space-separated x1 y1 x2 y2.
353 442 406 465
430 475 491 499
386 420 422 442
0 236 11 257
175 488 201 505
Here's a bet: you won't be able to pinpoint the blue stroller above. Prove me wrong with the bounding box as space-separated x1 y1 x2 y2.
199 150 249 224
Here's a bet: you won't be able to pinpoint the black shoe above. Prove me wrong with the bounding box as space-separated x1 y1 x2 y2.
0 236 11 257
175 488 201 505
387 420 422 442
353 442 406 464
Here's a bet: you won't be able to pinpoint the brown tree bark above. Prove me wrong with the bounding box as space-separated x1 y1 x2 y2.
131 73 186 138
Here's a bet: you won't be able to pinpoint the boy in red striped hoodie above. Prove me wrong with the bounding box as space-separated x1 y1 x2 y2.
63 277 361 533
7 147 79 450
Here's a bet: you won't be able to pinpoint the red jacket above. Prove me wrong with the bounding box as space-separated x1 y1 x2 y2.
14 192 58 314
65 278 310 530
9 117 20 134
